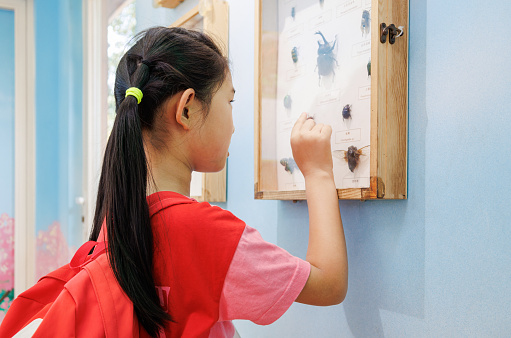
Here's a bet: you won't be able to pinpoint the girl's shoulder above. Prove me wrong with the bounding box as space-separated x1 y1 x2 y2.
147 190 246 234
147 191 198 212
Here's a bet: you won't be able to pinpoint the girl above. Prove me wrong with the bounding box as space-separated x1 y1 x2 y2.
91 26 348 337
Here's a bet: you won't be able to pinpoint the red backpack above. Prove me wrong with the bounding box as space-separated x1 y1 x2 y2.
0 241 140 337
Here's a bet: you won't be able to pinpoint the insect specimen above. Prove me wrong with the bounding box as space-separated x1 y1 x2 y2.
361 10 370 36
291 7 296 20
340 145 369 172
315 31 338 83
280 157 299 174
291 47 298 63
342 104 352 121
367 59 371 77
284 95 292 109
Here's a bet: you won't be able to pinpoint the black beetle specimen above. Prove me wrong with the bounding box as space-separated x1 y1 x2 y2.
343 145 369 172
342 104 352 121
315 31 338 83
361 10 370 36
367 59 371 77
291 46 298 63
280 157 299 174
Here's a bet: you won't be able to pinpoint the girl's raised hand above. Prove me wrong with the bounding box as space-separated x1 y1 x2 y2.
292 113 347 306
290 113 333 178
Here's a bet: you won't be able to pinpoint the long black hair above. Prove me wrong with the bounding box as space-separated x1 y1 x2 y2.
89 27 229 336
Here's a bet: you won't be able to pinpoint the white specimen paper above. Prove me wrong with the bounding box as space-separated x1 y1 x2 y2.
274 0 372 190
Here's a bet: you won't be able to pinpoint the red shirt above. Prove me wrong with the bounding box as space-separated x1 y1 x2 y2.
146 192 245 338
144 192 310 337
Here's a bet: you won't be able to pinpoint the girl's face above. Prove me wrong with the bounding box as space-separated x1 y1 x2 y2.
189 72 235 173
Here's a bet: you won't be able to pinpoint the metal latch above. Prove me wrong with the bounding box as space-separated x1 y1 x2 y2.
380 23 404 44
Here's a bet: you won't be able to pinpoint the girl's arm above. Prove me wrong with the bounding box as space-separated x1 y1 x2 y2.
291 113 348 306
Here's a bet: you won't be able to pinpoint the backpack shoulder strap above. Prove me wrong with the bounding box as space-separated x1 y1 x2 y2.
84 254 140 337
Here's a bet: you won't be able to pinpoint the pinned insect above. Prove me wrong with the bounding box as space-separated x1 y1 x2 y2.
367 59 371 77
291 46 298 63
342 104 352 121
280 157 299 174
333 145 370 172
315 31 338 84
291 7 296 20
284 94 292 109
344 145 369 172
361 10 370 36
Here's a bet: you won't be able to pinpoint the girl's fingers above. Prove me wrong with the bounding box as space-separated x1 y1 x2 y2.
292 112 308 135
312 123 324 133
303 118 316 131
314 124 332 138
293 113 333 135
322 124 332 137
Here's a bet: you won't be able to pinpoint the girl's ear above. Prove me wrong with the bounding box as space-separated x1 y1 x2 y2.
175 88 196 130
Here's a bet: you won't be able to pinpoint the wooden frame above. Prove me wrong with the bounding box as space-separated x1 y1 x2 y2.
157 0 185 9
171 0 229 202
254 0 408 200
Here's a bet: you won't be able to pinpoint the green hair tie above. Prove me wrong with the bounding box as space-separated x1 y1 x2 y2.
125 87 143 104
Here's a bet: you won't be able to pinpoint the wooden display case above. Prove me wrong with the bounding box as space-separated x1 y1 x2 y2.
254 0 408 200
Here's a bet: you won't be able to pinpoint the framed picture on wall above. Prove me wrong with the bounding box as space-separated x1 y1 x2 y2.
254 0 409 200
171 0 229 202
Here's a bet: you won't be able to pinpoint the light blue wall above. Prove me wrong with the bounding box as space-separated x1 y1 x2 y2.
0 9 15 218
135 0 511 336
34 0 83 249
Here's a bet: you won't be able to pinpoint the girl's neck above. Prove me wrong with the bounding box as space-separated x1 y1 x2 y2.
147 171 191 197
145 149 192 198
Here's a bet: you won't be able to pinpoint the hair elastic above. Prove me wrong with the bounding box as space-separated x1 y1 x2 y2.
125 87 143 104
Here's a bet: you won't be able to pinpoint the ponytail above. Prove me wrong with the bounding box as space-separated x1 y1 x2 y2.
90 27 229 336
91 68 170 336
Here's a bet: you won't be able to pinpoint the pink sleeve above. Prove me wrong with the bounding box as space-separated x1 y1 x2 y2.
218 225 311 325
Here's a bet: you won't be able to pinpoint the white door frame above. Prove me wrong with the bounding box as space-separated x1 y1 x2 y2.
0 0 36 296
82 0 108 239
